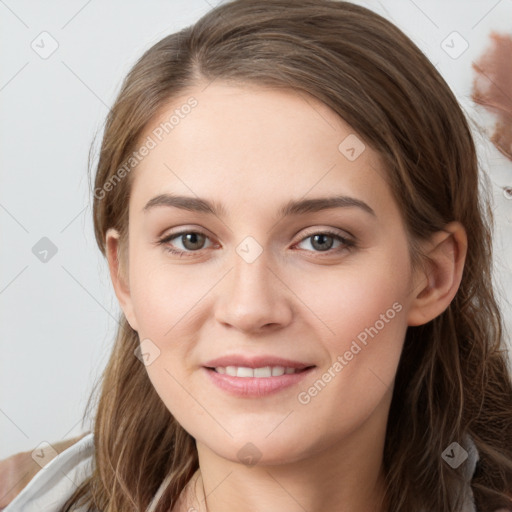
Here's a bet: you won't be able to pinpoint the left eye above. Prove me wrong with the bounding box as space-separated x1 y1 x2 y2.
295 230 354 253
157 229 355 256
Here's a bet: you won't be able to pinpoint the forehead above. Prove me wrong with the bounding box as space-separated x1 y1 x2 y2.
128 82 395 221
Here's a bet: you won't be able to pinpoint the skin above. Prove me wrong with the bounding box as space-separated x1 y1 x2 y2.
105 82 467 512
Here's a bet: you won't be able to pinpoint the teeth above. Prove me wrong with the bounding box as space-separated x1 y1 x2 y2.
216 366 301 377
272 366 285 377
254 366 271 377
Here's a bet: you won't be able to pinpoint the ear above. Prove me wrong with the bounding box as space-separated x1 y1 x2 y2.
105 228 139 332
407 221 468 326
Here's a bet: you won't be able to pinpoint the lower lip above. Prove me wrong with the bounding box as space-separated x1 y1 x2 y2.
203 367 315 397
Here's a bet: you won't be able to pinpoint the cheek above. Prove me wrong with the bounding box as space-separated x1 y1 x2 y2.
289 252 411 393
129 249 212 338
288 272 408 446
291 256 409 344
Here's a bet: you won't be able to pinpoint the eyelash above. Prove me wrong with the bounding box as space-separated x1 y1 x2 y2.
156 228 356 258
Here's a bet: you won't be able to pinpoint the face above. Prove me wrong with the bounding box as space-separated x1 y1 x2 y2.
110 82 421 466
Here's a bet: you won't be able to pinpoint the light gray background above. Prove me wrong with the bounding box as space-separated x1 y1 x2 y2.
1 0 511 459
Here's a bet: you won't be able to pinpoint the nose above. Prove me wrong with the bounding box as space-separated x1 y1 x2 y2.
214 247 294 334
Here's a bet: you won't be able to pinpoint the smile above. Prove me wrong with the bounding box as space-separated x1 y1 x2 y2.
212 366 305 377
203 366 316 397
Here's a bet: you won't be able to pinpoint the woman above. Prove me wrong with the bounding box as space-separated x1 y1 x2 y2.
4 0 512 511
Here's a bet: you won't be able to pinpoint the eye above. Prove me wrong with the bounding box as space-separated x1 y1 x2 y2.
294 229 356 255
157 230 214 257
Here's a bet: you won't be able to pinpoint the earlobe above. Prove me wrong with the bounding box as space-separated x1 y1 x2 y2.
105 228 139 332
407 221 468 327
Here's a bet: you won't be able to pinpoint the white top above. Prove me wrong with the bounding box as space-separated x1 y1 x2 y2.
3 433 96 512
2 432 493 512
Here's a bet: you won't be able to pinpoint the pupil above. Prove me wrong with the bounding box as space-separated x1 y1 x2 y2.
313 234 333 251
184 233 203 250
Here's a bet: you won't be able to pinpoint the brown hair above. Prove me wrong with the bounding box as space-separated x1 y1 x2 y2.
62 1 512 510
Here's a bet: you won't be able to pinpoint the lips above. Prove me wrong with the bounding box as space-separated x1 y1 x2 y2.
203 364 316 397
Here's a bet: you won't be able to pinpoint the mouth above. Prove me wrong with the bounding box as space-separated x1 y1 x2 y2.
205 365 315 378
202 364 317 397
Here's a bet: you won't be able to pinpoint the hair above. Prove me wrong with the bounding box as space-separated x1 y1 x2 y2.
61 1 512 511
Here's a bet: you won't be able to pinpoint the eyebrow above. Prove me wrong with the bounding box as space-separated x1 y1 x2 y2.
143 193 376 218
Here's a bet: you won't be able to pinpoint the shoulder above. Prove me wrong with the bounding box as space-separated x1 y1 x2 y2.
3 433 95 512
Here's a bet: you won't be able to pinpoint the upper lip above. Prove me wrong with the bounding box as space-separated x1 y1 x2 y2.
203 354 315 370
